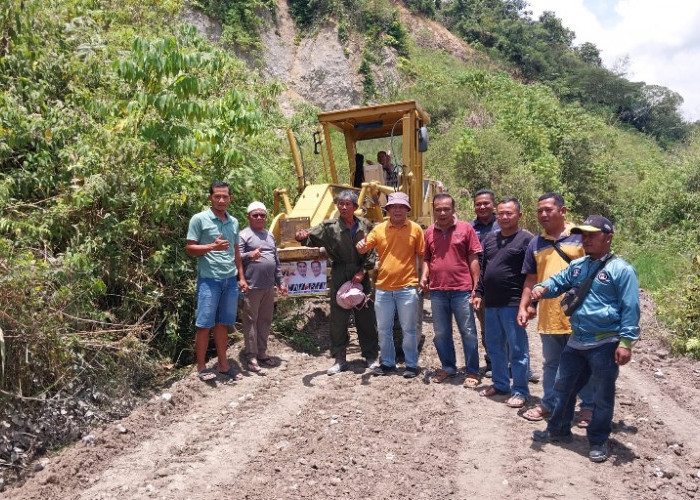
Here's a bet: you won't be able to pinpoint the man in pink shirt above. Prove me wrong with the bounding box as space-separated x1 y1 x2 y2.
420 194 482 385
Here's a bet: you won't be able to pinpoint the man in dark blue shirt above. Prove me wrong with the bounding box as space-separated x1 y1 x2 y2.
471 189 499 376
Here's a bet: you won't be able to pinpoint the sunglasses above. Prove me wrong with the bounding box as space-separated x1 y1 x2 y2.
250 213 267 219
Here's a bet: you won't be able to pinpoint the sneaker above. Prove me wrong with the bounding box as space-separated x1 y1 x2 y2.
326 361 348 376
365 357 380 370
372 364 395 376
403 366 420 379
479 364 492 378
532 429 573 443
528 371 541 383
589 442 609 463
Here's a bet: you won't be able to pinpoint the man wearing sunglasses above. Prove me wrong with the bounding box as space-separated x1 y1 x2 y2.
240 201 287 373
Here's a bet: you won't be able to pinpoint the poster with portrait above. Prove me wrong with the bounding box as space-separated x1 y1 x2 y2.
282 259 328 296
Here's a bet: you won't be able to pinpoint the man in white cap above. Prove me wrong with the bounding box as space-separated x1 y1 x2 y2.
239 201 287 372
357 191 425 378
531 215 640 463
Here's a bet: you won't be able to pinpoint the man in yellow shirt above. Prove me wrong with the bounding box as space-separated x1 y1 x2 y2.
517 193 593 424
357 192 425 378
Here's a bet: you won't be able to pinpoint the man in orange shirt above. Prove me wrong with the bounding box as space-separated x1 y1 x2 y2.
357 192 425 378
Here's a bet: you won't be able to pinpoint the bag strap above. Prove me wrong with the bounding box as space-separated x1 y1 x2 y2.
575 254 617 302
551 242 572 264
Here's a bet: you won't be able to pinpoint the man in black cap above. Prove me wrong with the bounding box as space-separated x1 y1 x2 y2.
530 215 640 463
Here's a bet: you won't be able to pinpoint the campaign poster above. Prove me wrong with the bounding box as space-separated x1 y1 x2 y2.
282 259 328 296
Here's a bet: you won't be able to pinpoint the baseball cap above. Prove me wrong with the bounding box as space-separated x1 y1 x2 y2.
571 215 614 234
384 192 411 210
247 201 267 214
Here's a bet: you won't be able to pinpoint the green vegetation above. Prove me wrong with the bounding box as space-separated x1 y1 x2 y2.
2 0 699 418
0 0 293 399
192 0 275 50
437 0 690 147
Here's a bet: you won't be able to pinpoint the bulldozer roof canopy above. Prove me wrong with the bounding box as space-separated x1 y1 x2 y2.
317 100 430 142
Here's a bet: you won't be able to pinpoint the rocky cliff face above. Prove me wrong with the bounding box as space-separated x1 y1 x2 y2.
184 0 478 114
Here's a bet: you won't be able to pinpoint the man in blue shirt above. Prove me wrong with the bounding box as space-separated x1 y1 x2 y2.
186 181 248 382
530 215 640 463
471 189 500 376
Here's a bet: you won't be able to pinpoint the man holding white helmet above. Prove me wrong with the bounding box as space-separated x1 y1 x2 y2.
295 190 379 375
240 201 287 372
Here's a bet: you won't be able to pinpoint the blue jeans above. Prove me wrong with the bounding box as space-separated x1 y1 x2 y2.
485 307 529 398
375 287 419 368
540 334 594 412
195 277 239 328
431 291 479 375
546 342 620 445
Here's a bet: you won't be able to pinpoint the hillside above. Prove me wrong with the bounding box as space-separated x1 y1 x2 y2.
1 0 699 494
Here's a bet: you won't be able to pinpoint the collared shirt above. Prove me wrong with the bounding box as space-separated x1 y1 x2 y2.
521 225 584 334
471 215 500 243
187 208 239 279
240 227 283 289
424 221 482 291
365 219 425 291
539 253 640 349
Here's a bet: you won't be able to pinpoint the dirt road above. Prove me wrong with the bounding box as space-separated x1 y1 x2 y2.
5 298 700 500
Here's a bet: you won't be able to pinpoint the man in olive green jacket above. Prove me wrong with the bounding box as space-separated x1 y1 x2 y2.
295 190 378 375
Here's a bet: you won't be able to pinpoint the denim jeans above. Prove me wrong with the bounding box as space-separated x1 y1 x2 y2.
375 287 419 368
540 334 594 412
546 342 620 445
195 277 239 328
485 307 529 398
431 290 479 376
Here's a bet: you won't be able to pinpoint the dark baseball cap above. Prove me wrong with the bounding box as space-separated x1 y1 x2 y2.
571 215 614 234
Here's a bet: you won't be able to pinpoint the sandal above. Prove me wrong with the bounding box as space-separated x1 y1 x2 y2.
577 409 593 428
258 357 278 367
506 394 527 408
464 373 481 388
198 368 216 382
219 367 243 380
479 386 508 397
522 404 551 421
247 360 262 373
431 369 454 384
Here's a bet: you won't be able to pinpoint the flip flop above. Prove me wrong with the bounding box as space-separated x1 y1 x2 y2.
464 373 481 388
247 360 262 373
522 404 551 421
258 357 278 367
577 409 593 428
479 385 508 397
219 367 244 380
198 368 216 382
431 369 454 384
506 394 527 408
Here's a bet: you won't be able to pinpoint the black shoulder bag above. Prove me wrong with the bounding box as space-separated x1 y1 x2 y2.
559 255 616 316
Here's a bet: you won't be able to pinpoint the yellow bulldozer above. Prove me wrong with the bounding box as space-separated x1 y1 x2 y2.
269 100 442 281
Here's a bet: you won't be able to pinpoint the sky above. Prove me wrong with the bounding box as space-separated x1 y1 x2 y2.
525 0 700 122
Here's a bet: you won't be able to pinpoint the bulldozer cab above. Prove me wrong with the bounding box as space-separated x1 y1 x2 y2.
316 100 435 226
270 100 442 295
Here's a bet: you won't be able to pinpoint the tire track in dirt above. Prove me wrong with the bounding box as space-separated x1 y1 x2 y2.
6 302 700 500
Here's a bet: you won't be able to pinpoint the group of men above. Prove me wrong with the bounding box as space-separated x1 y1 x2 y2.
187 181 640 463
186 182 285 380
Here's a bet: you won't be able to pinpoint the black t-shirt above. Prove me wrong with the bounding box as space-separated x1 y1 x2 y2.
477 229 534 307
